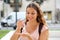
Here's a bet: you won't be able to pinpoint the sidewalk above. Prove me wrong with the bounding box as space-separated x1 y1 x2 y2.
0 30 60 40
49 30 60 40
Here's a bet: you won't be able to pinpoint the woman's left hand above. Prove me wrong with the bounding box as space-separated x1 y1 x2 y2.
19 33 33 40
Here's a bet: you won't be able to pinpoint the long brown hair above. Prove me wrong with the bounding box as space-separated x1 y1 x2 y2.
26 2 47 35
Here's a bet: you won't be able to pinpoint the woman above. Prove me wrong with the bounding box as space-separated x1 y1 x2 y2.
10 2 49 40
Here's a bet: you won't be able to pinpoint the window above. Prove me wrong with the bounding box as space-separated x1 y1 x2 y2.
4 0 10 4
1 11 4 17
43 11 52 20
6 16 11 20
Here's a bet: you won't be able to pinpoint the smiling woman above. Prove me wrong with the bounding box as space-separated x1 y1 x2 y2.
10 2 49 40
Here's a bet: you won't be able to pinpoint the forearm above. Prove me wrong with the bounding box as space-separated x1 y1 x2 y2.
10 20 24 40
10 29 21 40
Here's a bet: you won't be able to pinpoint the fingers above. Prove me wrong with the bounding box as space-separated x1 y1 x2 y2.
17 20 24 29
20 34 33 40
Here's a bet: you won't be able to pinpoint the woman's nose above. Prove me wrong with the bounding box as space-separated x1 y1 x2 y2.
28 13 32 17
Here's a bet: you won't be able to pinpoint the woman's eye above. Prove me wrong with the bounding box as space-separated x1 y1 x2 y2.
27 12 29 14
32 13 35 15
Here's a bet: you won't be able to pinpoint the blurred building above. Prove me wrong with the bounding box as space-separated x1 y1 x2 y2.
55 9 60 23
0 0 60 23
40 0 56 23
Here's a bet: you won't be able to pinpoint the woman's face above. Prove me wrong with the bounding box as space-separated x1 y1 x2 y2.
26 7 38 22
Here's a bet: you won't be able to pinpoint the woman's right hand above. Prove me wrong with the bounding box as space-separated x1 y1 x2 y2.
16 20 24 30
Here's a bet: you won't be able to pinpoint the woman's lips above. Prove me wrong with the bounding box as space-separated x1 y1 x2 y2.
28 17 33 20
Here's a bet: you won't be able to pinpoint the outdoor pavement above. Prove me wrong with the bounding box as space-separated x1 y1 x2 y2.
49 30 60 40
0 23 60 40
0 30 60 40
0 23 60 30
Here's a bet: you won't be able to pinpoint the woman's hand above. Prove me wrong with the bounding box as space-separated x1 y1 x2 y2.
16 20 24 32
19 33 33 40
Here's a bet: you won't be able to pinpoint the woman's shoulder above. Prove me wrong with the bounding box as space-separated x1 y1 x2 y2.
41 25 48 32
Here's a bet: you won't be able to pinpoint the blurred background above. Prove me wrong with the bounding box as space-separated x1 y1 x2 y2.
0 0 60 40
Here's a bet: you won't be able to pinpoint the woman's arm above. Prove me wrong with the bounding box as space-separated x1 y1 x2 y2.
10 29 20 40
10 20 24 40
38 29 49 40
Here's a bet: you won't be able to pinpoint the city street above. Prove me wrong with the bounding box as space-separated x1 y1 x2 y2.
0 30 60 40
0 23 60 40
0 23 60 30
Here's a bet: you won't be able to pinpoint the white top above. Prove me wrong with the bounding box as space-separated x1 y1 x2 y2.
18 24 48 40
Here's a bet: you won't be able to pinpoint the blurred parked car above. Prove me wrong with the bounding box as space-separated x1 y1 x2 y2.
1 12 26 29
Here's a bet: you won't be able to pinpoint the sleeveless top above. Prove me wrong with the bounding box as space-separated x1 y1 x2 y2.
18 24 48 40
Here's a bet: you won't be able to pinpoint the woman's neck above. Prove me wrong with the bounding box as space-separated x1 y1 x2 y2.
27 20 39 27
28 20 37 24
26 20 39 34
